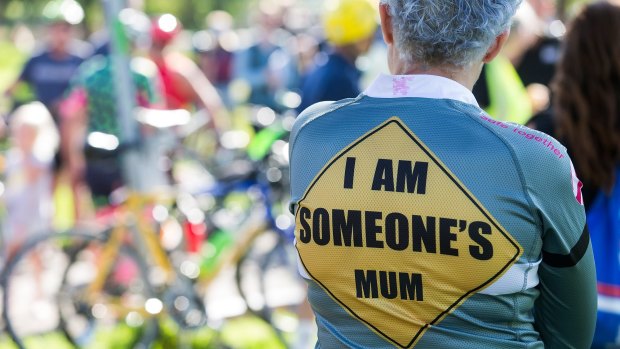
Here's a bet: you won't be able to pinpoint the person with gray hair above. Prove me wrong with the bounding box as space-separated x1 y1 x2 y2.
289 1 597 348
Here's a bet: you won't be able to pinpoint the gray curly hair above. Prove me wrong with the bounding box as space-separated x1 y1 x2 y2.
380 0 522 68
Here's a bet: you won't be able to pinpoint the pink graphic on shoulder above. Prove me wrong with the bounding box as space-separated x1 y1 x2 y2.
479 114 566 160
392 76 414 96
570 159 584 205
511 125 565 160
479 114 510 128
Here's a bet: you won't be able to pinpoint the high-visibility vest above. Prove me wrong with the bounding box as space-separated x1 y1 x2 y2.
484 55 532 125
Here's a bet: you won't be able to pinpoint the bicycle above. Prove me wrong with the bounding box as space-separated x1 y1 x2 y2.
0 108 208 348
0 107 304 349
167 108 304 346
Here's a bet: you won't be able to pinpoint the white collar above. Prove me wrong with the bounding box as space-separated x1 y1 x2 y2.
363 73 479 107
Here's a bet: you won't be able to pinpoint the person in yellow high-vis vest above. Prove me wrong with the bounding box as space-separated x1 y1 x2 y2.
483 56 533 124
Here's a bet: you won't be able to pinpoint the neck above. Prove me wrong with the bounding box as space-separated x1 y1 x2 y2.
389 55 482 91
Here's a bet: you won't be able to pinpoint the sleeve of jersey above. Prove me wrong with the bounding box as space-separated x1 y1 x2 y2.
523 150 597 348
289 101 339 214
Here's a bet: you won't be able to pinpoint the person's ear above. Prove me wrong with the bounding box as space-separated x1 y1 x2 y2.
483 29 510 63
379 3 394 45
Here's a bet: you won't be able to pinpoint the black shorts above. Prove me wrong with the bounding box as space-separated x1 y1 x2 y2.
85 158 123 199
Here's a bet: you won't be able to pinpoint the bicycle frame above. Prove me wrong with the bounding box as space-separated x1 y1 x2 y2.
193 167 294 291
83 192 176 315
74 137 294 325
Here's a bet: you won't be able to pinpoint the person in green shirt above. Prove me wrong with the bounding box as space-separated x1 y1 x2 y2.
59 9 163 213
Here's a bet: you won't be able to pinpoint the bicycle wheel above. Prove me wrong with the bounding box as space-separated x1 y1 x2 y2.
234 229 306 345
58 235 159 349
1 231 96 349
157 272 231 349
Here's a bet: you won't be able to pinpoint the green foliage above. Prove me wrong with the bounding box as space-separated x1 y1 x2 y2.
219 317 287 349
0 0 255 30
0 315 286 349
0 40 29 113
144 0 254 29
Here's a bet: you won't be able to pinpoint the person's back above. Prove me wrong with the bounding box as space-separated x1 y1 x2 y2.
289 1 597 348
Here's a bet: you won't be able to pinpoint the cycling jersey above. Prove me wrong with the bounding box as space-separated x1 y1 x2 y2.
61 55 162 200
64 54 161 137
289 74 597 348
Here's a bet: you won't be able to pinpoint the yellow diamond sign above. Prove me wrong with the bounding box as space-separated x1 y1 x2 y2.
295 117 522 348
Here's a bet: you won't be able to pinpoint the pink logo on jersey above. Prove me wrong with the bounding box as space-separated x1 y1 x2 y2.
570 160 584 205
392 76 413 96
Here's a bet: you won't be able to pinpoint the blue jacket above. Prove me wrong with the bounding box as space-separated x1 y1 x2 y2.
297 52 361 113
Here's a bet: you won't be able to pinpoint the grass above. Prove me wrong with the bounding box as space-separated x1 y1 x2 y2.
0 315 286 349
0 333 72 349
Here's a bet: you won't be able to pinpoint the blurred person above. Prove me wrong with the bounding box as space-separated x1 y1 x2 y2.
526 3 620 346
59 8 163 214
529 0 558 21
3 102 59 265
149 13 227 131
512 0 562 126
3 1 90 199
515 0 563 110
195 11 236 93
472 1 535 123
527 0 619 209
294 33 321 81
232 1 296 111
296 0 378 112
3 0 91 117
516 0 563 140
193 30 234 106
290 0 596 348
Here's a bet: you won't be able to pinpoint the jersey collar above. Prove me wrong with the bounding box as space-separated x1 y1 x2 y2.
363 73 479 107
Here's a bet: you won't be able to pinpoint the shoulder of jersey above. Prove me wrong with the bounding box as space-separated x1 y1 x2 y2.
475 113 569 165
292 97 360 140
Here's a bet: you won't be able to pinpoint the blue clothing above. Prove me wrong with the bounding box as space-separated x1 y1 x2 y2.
18 43 90 110
289 74 597 348
233 43 283 110
297 52 362 113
